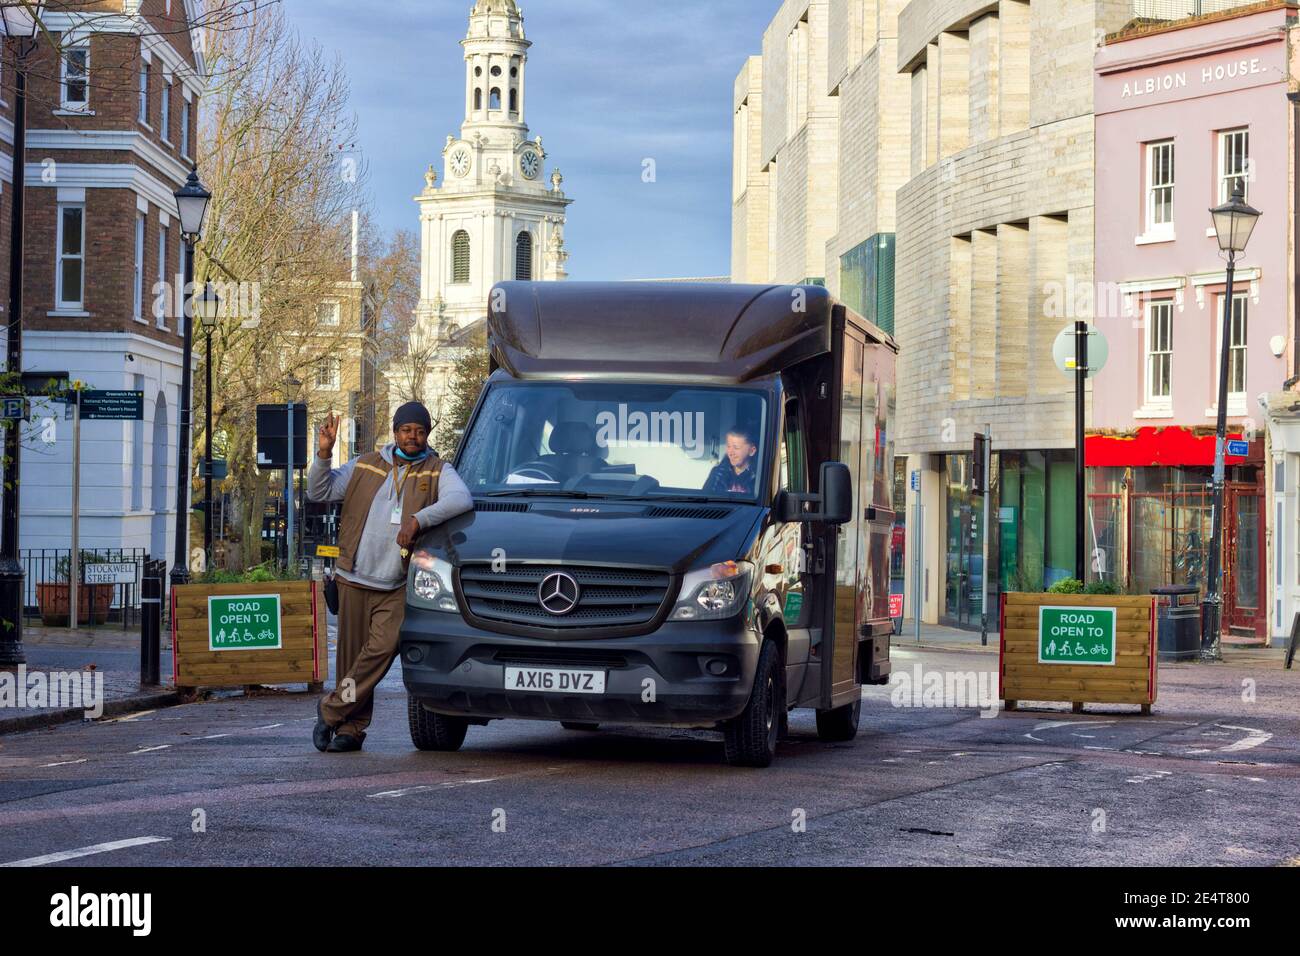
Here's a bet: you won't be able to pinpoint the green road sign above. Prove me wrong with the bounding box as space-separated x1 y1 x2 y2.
208 594 282 651
80 390 144 420
1038 605 1116 665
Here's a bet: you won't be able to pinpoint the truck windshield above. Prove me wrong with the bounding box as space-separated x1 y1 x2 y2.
456 382 769 501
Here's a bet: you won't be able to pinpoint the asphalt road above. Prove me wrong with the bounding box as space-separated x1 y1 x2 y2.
1 645 1297 866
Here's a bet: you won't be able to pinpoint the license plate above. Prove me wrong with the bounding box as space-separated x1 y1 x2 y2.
503 666 606 695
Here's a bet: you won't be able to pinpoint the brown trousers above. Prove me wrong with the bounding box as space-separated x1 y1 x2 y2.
321 578 406 739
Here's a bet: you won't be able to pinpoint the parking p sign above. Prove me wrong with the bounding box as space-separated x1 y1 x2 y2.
1038 605 1116 666
208 594 283 651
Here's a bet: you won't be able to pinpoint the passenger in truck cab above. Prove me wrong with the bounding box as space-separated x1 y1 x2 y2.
703 427 758 497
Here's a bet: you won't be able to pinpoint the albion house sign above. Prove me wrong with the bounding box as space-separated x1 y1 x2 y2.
1121 56 1268 98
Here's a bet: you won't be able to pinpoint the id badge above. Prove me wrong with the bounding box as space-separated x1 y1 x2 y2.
391 505 403 525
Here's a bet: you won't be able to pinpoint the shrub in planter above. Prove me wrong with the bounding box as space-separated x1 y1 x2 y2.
1046 577 1084 594
1084 579 1122 595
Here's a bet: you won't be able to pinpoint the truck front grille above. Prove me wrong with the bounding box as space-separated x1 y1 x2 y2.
457 563 672 632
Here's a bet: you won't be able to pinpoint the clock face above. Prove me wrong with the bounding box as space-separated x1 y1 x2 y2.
449 147 471 179
520 150 540 180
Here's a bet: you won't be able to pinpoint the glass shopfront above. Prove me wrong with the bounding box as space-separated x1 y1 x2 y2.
939 449 1077 629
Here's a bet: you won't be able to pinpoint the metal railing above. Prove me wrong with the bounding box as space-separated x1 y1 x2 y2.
1132 0 1262 20
21 547 148 628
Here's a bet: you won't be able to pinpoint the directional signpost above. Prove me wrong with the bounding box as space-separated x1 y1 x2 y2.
1226 439 1249 458
79 390 145 421
67 390 145 628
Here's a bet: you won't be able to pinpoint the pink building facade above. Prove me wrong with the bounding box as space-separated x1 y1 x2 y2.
1091 3 1299 643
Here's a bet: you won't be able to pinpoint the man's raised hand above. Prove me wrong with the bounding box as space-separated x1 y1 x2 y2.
318 412 339 458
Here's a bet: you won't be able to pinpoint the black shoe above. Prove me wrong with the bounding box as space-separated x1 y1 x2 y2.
313 699 334 752
326 733 363 753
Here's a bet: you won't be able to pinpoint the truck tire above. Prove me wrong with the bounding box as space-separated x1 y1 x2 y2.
815 696 861 742
723 639 781 767
560 721 600 731
407 695 469 752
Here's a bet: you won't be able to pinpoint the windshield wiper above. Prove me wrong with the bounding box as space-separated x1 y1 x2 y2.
484 489 599 498
647 494 748 504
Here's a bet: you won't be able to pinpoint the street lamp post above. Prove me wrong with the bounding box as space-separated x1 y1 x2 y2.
198 283 220 566
171 168 212 587
1204 182 1261 662
0 1 46 666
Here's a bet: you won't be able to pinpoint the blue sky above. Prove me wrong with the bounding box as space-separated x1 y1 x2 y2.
279 0 780 281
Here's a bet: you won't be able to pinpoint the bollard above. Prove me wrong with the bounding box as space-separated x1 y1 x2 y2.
140 559 162 686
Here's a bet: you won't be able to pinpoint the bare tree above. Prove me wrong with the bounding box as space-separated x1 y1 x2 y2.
192 2 367 570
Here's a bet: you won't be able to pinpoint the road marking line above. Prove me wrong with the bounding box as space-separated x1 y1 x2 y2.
200 734 232 740
0 836 171 867
1025 719 1114 741
368 777 499 798
128 745 170 755
41 758 88 768
1216 725 1272 753
100 710 156 724
251 723 283 730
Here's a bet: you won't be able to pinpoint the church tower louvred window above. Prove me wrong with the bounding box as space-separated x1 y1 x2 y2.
515 231 533 280
452 230 471 283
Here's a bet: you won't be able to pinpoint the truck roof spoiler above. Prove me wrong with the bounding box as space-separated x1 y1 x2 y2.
485 281 897 383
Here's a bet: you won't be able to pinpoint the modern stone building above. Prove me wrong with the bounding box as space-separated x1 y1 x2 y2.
732 0 910 333
893 0 1137 628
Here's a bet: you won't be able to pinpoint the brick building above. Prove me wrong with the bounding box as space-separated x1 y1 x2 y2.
1 1 206 564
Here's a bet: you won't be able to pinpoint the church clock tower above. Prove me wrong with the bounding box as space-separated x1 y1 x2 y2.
414 0 573 345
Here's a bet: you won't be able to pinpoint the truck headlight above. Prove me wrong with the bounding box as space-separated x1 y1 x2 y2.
671 561 753 621
410 551 459 613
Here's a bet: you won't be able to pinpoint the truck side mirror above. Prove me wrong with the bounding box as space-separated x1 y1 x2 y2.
773 462 854 524
819 461 853 525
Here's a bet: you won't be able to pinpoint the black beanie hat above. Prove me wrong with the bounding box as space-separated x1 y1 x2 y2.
393 401 432 433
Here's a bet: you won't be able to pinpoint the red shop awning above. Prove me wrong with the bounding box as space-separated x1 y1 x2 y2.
1085 426 1262 468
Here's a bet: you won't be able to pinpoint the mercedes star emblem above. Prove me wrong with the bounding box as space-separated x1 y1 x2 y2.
538 572 581 616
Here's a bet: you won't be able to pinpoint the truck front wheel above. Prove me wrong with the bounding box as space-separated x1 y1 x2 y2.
408 695 469 752
723 639 781 767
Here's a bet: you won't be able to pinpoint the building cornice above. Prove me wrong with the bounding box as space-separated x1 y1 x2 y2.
26 128 191 185
24 160 185 214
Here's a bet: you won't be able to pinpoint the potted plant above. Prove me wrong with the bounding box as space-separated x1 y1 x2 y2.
36 551 114 626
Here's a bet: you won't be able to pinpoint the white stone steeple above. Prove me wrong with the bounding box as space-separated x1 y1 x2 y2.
394 0 574 424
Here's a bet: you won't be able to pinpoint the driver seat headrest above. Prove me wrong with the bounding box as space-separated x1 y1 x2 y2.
549 422 600 457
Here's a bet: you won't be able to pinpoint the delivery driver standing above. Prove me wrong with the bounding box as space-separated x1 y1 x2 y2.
308 402 472 753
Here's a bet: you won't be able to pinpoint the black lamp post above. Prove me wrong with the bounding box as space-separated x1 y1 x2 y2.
0 1 46 666
1204 182 1261 662
198 283 220 564
171 167 211 586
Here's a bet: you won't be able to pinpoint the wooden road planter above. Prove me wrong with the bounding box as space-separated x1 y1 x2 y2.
999 592 1157 714
171 581 327 696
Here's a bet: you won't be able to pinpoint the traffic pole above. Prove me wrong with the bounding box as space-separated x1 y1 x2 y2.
1075 319 1087 582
